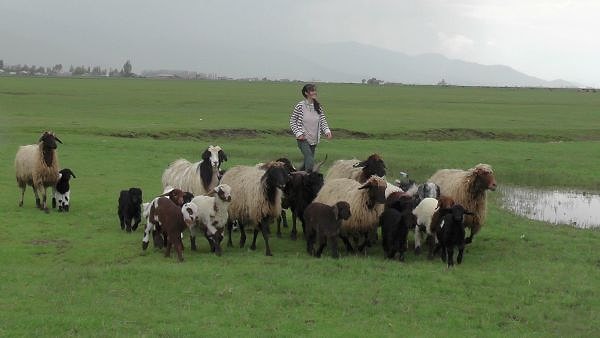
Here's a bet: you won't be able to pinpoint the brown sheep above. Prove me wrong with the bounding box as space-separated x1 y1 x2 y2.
148 198 199 262
303 201 352 258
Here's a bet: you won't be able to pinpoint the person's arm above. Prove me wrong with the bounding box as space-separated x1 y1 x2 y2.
290 103 305 139
319 109 332 139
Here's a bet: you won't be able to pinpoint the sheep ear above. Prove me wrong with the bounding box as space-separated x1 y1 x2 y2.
55 136 63 144
201 149 211 160
332 204 339 220
69 169 76 178
206 189 217 197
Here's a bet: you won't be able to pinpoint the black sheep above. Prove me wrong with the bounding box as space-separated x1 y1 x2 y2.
52 168 76 212
304 201 351 259
118 187 143 232
434 204 474 267
381 193 417 261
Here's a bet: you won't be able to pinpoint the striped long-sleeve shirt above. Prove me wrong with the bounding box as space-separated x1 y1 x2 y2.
289 100 331 145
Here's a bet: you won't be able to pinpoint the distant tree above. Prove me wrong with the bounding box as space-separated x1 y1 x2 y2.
361 79 366 84
122 60 133 77
366 77 383 85
437 79 448 86
69 65 74 73
0 60 3 69
52 64 63 73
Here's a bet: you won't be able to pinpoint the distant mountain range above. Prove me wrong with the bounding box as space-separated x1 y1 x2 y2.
144 41 579 87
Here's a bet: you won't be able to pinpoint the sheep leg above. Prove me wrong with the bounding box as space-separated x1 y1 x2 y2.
260 222 273 256
439 245 447 263
276 212 283 238
339 234 354 253
165 239 172 258
41 187 50 213
465 225 480 244
239 223 247 248
18 184 26 207
306 232 315 256
290 211 298 241
457 245 465 264
142 222 154 250
175 238 184 262
446 247 454 267
414 226 423 255
33 186 41 209
328 236 340 259
226 220 234 248
190 226 197 251
250 229 259 251
132 217 141 231
426 234 436 260
315 242 326 258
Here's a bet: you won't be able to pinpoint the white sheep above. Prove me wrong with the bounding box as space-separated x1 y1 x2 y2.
161 145 227 195
412 197 439 256
15 131 62 212
189 184 232 256
220 162 290 256
313 175 387 253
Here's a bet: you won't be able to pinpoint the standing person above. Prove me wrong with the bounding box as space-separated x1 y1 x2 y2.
289 84 333 171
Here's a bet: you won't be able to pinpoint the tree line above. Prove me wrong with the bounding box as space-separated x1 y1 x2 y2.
0 59 134 77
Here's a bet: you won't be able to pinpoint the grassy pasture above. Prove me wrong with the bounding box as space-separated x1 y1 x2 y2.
1 77 599 336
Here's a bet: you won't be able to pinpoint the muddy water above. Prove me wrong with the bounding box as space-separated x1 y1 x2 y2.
499 186 600 229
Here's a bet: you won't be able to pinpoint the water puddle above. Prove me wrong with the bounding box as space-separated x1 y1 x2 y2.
499 186 600 229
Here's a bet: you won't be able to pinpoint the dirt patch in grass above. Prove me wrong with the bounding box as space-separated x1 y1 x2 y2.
104 127 600 142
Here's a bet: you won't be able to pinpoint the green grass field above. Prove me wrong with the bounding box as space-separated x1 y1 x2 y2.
1 77 599 336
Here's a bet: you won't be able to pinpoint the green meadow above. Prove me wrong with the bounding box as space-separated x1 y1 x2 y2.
1 77 599 336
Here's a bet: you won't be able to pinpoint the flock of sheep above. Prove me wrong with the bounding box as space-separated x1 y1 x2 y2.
15 131 498 267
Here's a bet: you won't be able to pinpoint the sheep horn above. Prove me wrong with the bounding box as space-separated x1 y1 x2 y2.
55 136 63 144
312 154 328 172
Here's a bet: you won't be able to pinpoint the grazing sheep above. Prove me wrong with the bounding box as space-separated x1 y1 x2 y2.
52 168 76 212
221 161 290 256
434 204 475 267
325 153 386 183
189 184 232 256
304 201 351 259
15 131 63 212
313 175 387 253
148 198 199 262
118 187 143 232
428 163 496 244
141 188 186 250
161 145 227 195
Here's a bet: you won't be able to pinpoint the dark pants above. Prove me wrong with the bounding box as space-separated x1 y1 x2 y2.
297 140 316 171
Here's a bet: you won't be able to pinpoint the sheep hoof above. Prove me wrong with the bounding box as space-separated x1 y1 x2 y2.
142 242 149 250
250 244 256 251
18 201 23 207
414 246 421 255
290 232 297 241
266 251 273 256
465 237 473 244
43 208 50 214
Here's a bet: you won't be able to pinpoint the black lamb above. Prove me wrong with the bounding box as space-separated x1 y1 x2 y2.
118 187 143 232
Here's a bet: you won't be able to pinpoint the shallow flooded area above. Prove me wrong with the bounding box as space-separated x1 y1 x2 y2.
499 186 600 229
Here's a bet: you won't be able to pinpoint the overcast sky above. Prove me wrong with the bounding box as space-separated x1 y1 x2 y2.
1 0 598 86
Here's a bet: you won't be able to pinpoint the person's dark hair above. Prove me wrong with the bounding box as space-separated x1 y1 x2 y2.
301 84 322 114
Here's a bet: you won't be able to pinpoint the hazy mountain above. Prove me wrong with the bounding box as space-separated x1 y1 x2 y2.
142 41 578 87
